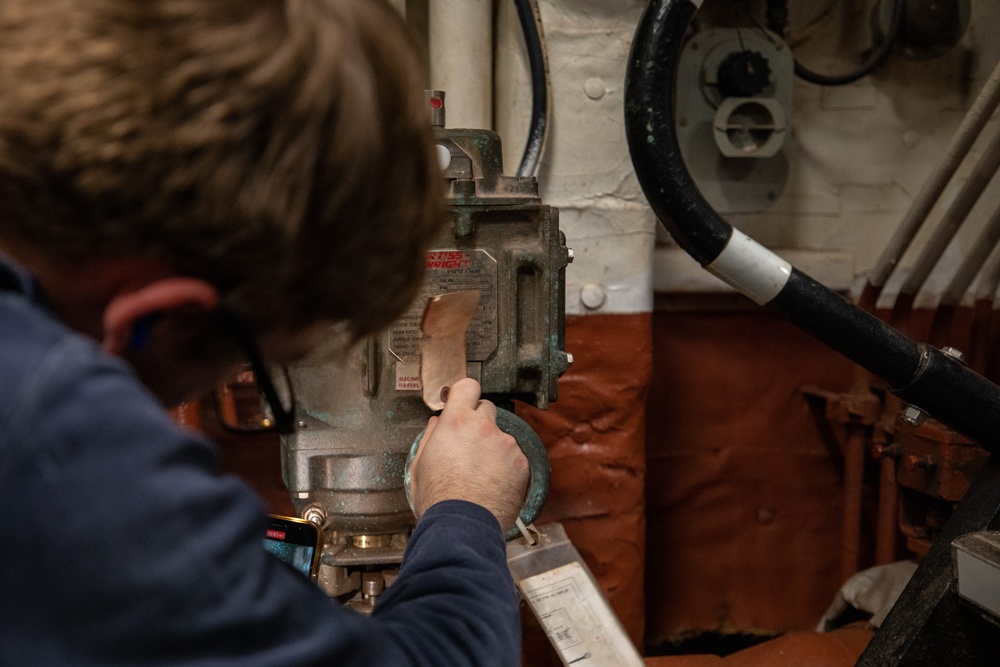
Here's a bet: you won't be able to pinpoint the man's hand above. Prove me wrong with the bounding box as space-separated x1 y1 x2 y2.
409 378 529 533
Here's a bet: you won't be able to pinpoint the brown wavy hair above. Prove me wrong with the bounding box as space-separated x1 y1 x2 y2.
0 0 443 340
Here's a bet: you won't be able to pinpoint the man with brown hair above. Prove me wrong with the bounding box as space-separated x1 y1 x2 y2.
0 1 528 664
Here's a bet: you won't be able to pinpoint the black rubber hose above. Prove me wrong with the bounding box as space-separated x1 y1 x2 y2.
514 0 550 178
766 0 905 87
624 0 1000 451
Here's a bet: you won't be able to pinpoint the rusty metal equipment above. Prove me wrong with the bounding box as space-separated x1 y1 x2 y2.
625 0 1000 663
280 91 570 611
892 420 990 554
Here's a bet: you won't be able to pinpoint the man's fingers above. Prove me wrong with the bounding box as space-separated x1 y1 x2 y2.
409 415 439 474
440 377 482 413
476 399 498 423
440 379 499 423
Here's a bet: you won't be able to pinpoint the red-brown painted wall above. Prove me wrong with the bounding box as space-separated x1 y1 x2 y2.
212 305 863 660
517 312 653 665
210 312 653 667
645 306 856 644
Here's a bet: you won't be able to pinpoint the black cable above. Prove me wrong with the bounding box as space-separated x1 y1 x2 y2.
514 0 550 178
766 0 905 86
625 0 1000 450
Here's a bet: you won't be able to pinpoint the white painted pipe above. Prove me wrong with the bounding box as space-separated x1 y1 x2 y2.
974 245 1000 302
900 123 1000 297
943 203 1000 305
870 59 1000 289
428 0 492 130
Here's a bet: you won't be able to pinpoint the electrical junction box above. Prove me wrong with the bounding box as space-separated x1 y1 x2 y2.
675 27 794 214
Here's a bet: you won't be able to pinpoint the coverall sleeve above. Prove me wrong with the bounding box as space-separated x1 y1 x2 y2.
0 333 521 667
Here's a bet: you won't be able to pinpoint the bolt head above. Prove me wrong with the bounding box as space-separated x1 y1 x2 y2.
756 507 775 525
583 77 606 100
941 346 966 364
580 283 607 310
434 144 452 170
903 454 934 472
302 505 326 527
902 405 927 427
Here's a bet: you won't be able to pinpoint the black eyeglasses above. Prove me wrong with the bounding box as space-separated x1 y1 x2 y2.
214 312 296 435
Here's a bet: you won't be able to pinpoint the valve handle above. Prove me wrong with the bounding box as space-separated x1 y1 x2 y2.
404 407 551 541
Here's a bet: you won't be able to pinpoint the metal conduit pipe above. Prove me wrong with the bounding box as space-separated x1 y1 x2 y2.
429 0 492 130
841 426 867 580
899 124 1000 299
976 245 1000 302
929 198 1000 344
624 0 1000 451
874 448 900 565
870 60 1000 291
966 246 1000 373
967 249 1000 368
940 200 1000 307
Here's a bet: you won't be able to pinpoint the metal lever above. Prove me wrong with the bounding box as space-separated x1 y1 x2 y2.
419 290 481 410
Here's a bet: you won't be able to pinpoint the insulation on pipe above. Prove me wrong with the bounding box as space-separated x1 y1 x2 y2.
428 0 492 130
623 0 1000 451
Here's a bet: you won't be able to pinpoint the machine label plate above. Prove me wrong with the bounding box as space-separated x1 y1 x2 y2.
388 249 498 363
518 562 645 666
394 361 483 392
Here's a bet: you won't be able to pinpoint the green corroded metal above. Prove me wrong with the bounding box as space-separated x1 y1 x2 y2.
405 408 551 541
281 124 566 585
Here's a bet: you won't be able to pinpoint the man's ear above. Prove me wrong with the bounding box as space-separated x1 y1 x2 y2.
102 278 220 355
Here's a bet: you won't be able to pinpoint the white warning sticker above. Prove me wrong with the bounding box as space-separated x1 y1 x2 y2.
518 562 644 667
395 362 422 391
388 249 498 363
394 361 483 392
